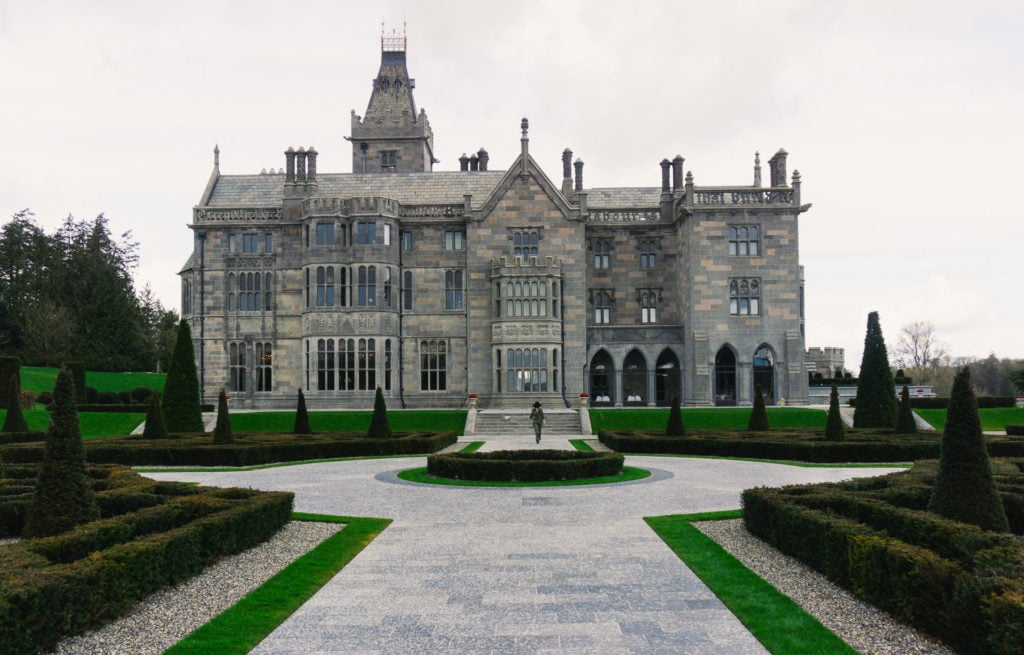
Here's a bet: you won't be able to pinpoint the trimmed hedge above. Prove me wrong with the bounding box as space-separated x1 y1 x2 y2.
598 428 1024 463
0 466 293 654
850 396 1019 410
0 431 46 445
741 459 1024 654
1007 425 1024 436
427 449 624 482
1 430 458 466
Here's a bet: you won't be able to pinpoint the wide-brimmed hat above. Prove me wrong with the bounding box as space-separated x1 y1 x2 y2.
533 401 541 407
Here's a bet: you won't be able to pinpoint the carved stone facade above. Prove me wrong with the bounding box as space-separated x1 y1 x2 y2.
181 41 812 409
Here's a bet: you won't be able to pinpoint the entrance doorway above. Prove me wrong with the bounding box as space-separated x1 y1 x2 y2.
655 349 680 406
623 349 647 405
589 351 614 405
753 345 775 404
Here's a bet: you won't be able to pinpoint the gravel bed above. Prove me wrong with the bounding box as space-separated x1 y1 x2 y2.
694 519 957 655
51 520 343 655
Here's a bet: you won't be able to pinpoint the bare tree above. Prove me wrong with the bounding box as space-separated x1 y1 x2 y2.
892 321 948 370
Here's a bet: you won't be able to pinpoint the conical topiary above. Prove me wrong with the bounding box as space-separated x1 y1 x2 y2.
0 356 20 409
367 387 392 438
65 361 87 406
665 396 685 436
142 392 168 439
163 319 204 433
927 368 1008 532
894 385 918 434
853 311 897 428
293 389 313 434
22 368 100 538
747 384 770 432
824 384 845 441
213 389 233 444
2 373 29 433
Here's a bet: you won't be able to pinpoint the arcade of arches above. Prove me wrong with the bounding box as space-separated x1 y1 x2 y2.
587 345 777 407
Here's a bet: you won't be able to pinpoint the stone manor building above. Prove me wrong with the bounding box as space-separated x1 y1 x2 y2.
180 36 812 409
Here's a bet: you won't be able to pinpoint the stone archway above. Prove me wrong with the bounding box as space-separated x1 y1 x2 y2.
655 349 681 406
753 345 775 404
589 350 614 405
714 347 737 406
623 349 648 405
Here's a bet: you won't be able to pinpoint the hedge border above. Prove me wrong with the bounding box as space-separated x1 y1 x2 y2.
427 449 624 481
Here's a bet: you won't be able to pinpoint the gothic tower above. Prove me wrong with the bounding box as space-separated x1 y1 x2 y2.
349 31 436 173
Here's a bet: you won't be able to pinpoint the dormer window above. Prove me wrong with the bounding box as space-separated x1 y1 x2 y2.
379 78 390 92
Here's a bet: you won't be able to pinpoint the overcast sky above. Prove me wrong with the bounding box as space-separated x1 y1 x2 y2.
2 0 1021 371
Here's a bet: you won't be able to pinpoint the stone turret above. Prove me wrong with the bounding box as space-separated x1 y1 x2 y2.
349 30 436 173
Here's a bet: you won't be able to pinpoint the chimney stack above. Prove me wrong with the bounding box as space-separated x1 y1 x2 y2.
574 158 584 192
478 148 489 171
671 155 684 192
459 153 469 172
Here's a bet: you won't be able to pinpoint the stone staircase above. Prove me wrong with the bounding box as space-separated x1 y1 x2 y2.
470 409 584 436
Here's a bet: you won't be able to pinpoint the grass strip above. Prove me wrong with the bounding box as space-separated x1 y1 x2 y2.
133 453 425 473
620 452 911 468
164 513 391 655
459 441 485 452
397 465 650 487
645 513 855 655
569 439 595 452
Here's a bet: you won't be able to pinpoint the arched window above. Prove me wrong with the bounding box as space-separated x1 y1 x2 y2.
593 239 610 269
715 347 737 406
753 346 775 404
729 225 760 256
729 278 761 315
594 291 611 324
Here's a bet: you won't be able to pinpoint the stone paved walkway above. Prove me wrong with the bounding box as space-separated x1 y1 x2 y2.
145 434 904 654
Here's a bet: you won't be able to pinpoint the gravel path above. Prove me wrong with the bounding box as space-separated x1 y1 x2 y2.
694 519 957 655
52 521 342 655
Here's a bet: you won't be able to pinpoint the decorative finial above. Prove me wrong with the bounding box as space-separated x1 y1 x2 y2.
214 144 220 168
521 117 529 138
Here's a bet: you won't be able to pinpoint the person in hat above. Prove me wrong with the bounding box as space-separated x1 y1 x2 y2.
530 401 545 443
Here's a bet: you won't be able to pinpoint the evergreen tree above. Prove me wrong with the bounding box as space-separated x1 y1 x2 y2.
2 373 29 433
163 320 204 433
853 311 898 428
747 384 770 432
22 368 99 537
367 387 392 438
824 383 845 441
894 385 918 434
66 361 87 406
142 392 168 439
0 356 19 402
213 388 233 444
665 396 685 436
927 368 1008 532
293 389 313 434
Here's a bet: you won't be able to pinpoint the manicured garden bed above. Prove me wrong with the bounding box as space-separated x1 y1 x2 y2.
0 431 458 466
1 409 145 439
227 410 467 434
741 458 1024 654
589 407 827 431
427 449 624 482
917 407 1024 432
0 465 293 653
598 428 1024 463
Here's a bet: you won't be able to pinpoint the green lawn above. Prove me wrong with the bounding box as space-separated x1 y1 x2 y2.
0 409 143 438
228 410 467 434
917 407 1024 432
589 407 827 432
19 366 165 394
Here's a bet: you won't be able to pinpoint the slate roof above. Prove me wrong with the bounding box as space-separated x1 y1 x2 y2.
203 172 661 210
203 171 507 207
585 187 661 209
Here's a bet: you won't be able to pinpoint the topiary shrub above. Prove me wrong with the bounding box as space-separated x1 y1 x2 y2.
85 385 98 404
142 393 168 439
367 387 392 438
747 384 770 432
163 320 204 433
293 389 313 434
853 311 898 428
130 387 154 404
96 391 118 405
2 373 29 433
117 390 132 405
0 356 19 406
213 389 233 445
825 383 845 441
22 368 100 538
665 396 684 436
928 368 1009 532
895 385 918 434
65 361 87 406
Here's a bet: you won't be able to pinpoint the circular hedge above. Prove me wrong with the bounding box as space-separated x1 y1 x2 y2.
426 449 624 482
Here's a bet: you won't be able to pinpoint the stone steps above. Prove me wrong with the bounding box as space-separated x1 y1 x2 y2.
470 410 583 435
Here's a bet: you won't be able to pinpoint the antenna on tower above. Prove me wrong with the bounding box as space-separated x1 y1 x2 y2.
381 21 407 52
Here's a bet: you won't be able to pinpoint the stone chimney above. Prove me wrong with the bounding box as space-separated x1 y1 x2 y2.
285 147 296 183
672 155 684 192
753 151 762 187
478 148 489 171
307 147 318 183
469 154 479 171
768 149 788 187
459 153 469 171
574 158 584 192
562 148 573 195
